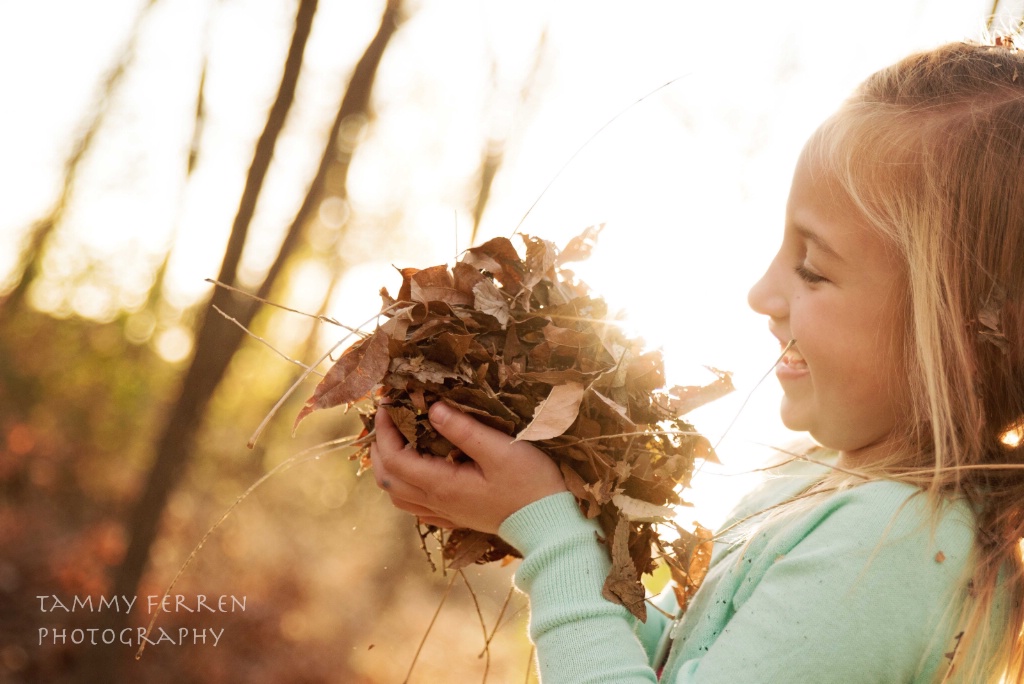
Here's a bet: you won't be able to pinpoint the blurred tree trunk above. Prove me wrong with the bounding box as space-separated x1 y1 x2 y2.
469 30 549 246
82 1 406 681
115 0 320 617
0 0 160 322
79 0 317 680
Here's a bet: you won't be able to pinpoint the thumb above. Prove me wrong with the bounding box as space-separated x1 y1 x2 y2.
428 402 526 467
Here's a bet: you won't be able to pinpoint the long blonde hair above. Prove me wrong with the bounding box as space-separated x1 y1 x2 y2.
802 38 1024 682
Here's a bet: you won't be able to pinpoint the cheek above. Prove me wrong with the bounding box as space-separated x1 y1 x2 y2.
822 319 908 426
794 302 901 397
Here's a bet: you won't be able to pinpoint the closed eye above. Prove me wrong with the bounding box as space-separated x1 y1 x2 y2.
794 263 829 284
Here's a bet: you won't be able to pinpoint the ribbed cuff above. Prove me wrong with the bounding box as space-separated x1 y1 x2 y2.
498 491 601 556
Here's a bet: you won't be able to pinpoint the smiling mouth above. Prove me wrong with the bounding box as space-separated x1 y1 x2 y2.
779 341 807 370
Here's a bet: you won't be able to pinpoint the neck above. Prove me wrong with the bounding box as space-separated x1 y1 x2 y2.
835 434 906 474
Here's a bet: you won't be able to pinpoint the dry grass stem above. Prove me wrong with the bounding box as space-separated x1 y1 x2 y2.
205 278 356 331
456 570 491 682
247 302 411 448
212 304 324 377
402 573 459 684
481 584 516 657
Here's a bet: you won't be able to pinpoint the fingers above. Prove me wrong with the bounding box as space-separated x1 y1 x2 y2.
371 400 566 534
376 480 457 528
374 404 411 453
370 409 430 500
370 418 457 528
389 498 456 528
374 406 469 490
416 515 457 529
372 405 469 504
370 444 427 502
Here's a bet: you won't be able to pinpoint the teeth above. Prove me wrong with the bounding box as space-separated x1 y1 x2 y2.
781 344 807 368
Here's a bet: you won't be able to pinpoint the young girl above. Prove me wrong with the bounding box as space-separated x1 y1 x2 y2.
370 37 1024 683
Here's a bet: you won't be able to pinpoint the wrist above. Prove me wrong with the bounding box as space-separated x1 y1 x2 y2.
498 491 600 556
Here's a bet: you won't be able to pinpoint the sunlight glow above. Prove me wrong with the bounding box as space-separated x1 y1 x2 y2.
1002 423 1023 448
0 0 1005 529
155 325 195 364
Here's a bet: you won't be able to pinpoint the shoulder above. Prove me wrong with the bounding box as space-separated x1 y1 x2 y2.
817 479 975 543
755 478 977 585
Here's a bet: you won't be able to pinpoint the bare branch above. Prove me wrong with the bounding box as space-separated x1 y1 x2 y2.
0 0 161 318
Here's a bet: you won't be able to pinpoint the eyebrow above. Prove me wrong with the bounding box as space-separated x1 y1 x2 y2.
796 225 845 263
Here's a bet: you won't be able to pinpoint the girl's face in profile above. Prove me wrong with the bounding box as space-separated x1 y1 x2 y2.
747 143 910 465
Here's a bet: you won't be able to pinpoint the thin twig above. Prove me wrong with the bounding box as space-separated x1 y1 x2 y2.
988 0 1001 31
708 482 857 544
458 571 491 683
403 573 459 684
541 429 704 449
246 301 411 448
710 340 795 453
742 443 871 481
939 631 965 683
511 77 685 234
644 596 677 620
205 277 358 332
891 462 1024 475
481 584 516 657
212 304 324 377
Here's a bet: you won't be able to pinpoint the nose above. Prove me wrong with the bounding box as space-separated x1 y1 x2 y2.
747 257 787 319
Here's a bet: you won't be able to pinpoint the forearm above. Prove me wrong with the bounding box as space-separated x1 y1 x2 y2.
499 492 661 684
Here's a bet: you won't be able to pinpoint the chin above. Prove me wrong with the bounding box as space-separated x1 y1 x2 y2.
778 397 812 433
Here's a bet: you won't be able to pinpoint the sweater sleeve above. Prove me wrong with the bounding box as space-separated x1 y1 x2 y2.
498 491 665 683
664 481 976 683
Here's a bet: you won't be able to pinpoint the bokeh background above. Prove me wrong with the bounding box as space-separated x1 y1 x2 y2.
1 1 1018 682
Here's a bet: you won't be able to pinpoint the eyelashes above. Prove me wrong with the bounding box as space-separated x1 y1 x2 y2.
794 263 829 284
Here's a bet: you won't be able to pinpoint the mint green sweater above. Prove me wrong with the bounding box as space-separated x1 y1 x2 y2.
497 465 1001 683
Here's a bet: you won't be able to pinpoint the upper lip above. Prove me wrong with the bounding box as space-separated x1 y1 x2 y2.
768 324 792 348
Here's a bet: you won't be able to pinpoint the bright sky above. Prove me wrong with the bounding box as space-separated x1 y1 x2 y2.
0 0 1013 525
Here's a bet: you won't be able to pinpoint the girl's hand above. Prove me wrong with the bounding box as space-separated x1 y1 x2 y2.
369 402 567 534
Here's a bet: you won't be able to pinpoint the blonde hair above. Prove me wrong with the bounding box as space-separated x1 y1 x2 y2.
802 38 1024 682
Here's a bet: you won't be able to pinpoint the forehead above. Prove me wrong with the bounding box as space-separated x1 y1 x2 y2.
787 143 903 273
788 145 866 234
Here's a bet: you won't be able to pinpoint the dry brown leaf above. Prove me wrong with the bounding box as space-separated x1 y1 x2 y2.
663 367 735 417
472 279 510 327
383 404 419 444
669 523 714 614
444 530 497 569
523 235 558 288
612 493 677 522
514 382 585 442
602 517 646 621
556 223 604 265
293 328 390 430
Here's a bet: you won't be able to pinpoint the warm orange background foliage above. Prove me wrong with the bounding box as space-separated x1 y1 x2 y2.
0 1 1003 682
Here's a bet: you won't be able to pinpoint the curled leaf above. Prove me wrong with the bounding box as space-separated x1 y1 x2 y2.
556 223 605 265
612 493 677 522
472 279 510 327
514 382 585 442
669 523 714 614
662 367 735 416
293 328 389 431
602 517 646 621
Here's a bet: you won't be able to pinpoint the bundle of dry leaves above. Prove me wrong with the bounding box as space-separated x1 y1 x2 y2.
293 226 730 621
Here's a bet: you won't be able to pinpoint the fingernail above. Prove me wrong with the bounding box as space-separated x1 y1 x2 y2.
429 402 452 425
